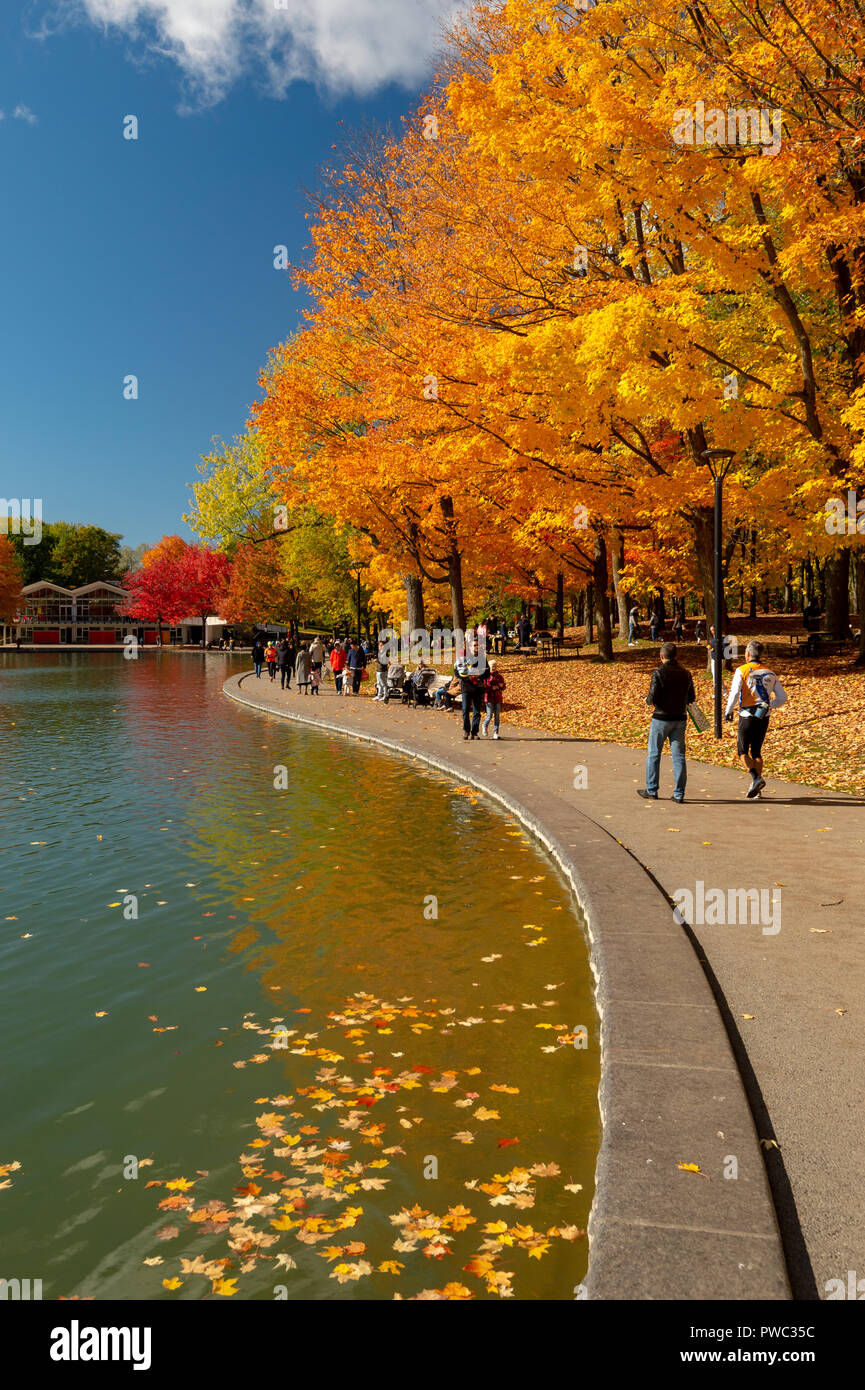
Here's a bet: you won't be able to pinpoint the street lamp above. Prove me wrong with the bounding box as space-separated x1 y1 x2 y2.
700 448 736 738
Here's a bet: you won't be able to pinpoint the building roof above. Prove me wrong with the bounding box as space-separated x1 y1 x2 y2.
21 580 129 597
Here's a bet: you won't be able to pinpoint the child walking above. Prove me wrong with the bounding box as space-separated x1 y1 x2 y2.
481 660 506 739
309 665 321 696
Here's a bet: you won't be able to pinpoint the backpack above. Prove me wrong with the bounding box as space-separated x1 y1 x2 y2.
737 662 771 713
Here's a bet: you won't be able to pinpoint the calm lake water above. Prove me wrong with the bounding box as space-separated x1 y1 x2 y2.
0 651 599 1301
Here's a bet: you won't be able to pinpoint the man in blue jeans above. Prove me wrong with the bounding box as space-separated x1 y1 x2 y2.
638 642 695 802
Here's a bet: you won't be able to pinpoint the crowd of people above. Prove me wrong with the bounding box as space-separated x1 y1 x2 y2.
248 621 791 795
249 630 508 739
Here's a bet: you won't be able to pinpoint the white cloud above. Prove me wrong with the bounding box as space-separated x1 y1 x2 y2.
13 104 39 123
75 0 460 103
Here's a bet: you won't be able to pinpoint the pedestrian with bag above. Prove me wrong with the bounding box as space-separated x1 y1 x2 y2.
724 640 788 799
251 636 265 678
329 641 347 694
638 642 696 803
346 639 367 695
455 638 490 740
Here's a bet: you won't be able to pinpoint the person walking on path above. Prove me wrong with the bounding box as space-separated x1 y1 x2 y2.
374 636 389 701
346 639 367 695
309 664 321 695
295 645 311 694
649 609 661 642
693 617 704 643
496 619 508 656
329 641 347 694
264 641 278 681
309 635 325 678
638 641 696 802
481 660 506 739
277 635 295 690
628 607 640 647
725 640 788 799
673 611 684 643
251 636 265 678
455 639 490 741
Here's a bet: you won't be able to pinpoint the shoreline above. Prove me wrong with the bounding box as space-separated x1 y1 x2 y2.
223 669 792 1301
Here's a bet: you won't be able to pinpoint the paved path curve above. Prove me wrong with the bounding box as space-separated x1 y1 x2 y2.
223 672 865 1299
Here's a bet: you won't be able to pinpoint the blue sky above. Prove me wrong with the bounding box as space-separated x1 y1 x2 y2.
1 1 455 547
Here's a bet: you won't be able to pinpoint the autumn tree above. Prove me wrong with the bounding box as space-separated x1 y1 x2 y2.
0 536 23 623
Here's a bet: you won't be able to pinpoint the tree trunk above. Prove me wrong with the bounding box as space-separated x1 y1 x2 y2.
855 554 865 665
403 574 425 632
824 548 850 639
783 565 794 613
555 571 565 639
576 589 585 627
611 528 629 637
439 496 466 631
585 583 594 645
593 533 613 660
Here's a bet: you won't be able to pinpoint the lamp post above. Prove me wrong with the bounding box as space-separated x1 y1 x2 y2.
700 448 736 738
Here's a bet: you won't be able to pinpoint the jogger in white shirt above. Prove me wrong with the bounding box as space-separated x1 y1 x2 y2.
724 641 788 799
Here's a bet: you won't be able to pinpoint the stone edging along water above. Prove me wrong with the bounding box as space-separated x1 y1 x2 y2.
223 672 789 1301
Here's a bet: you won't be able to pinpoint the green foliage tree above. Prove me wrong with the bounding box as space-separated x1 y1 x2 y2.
9 522 123 587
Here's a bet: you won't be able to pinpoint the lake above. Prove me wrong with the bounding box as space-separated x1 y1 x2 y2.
0 650 599 1300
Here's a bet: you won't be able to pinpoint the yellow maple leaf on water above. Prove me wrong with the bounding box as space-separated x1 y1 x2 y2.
164 1177 195 1191
162 1277 183 1291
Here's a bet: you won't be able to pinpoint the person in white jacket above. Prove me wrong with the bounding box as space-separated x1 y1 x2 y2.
724 641 788 798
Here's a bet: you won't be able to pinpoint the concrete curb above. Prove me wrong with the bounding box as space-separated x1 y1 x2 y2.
223 671 789 1300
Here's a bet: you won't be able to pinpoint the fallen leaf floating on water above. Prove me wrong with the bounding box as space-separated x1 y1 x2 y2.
142 989 590 1299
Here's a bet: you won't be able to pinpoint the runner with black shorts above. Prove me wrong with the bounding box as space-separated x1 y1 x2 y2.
724 640 788 799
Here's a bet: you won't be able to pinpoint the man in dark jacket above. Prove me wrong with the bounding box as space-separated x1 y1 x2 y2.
346 639 367 694
455 640 490 740
277 635 295 690
638 642 696 802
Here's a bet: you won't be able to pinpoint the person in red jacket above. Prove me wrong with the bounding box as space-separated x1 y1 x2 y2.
329 642 347 694
481 661 506 739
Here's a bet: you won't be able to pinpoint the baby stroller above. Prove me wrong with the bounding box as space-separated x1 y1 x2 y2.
404 668 438 707
384 664 406 704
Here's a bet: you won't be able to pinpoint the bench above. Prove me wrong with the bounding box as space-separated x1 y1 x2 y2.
790 631 856 658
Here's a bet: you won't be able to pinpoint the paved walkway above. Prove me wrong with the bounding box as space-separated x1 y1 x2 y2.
225 672 864 1299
